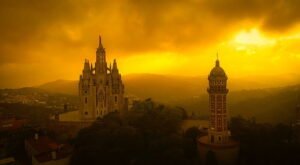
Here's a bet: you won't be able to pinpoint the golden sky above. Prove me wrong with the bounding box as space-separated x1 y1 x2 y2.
0 0 300 88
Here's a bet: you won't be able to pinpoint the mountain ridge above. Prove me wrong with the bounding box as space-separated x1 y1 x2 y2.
1 74 299 123
34 73 300 102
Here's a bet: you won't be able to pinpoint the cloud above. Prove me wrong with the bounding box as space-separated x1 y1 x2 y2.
1 0 300 59
0 0 300 87
262 0 300 31
203 0 300 31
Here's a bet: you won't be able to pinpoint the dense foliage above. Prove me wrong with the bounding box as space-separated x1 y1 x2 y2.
71 99 199 165
71 100 300 165
230 116 300 165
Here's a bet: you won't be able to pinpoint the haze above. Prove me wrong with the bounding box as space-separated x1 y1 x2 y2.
1 0 300 88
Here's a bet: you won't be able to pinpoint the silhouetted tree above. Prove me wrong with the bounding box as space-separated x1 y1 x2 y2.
205 150 218 165
71 99 190 165
230 116 300 165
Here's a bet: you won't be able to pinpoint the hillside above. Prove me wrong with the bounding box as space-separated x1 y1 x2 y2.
173 85 300 123
3 74 298 124
38 79 77 95
36 73 300 102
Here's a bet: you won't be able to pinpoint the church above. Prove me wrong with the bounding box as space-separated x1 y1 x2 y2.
78 36 125 120
51 36 126 124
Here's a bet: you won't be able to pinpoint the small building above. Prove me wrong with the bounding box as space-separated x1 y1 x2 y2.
0 116 27 132
32 150 71 165
24 134 72 165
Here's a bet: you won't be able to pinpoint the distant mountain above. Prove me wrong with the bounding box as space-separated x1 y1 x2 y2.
38 79 77 95
173 84 300 123
123 74 206 102
36 73 300 103
229 85 300 123
1 74 299 124
0 87 47 94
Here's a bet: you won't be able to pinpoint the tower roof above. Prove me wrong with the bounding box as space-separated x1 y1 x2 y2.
208 57 227 80
112 59 119 73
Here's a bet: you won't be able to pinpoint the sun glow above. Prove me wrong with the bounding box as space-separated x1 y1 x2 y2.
234 29 276 46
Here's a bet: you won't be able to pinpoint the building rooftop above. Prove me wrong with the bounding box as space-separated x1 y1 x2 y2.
26 136 59 154
55 110 81 122
0 117 27 131
34 145 72 163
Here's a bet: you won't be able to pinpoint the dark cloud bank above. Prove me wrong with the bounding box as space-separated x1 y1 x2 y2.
0 0 300 87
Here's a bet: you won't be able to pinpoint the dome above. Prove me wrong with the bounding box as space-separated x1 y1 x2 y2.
208 60 227 80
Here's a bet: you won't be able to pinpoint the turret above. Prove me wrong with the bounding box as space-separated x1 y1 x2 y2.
82 59 91 79
95 35 107 74
208 58 228 94
84 59 90 72
112 59 119 73
207 56 229 144
98 35 104 49
197 54 240 165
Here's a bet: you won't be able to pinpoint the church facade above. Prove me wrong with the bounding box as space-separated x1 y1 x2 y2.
78 36 125 120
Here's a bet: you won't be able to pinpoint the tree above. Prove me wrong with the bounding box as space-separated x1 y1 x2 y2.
205 150 218 165
71 99 190 165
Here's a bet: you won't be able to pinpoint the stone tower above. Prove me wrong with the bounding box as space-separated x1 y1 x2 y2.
198 57 239 165
78 36 125 120
207 59 229 144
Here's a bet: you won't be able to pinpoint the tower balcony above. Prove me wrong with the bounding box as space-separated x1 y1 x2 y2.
207 88 229 94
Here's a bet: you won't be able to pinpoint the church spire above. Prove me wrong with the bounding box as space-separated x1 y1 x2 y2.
112 59 119 73
216 52 220 67
113 59 118 69
83 59 90 72
113 59 117 68
95 35 107 73
98 35 103 48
